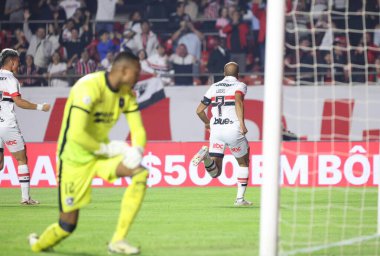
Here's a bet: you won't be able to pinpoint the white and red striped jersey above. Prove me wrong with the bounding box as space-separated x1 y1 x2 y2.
0 69 21 127
202 76 247 127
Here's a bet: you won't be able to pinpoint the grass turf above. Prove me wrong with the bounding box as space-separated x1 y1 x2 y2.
0 187 378 256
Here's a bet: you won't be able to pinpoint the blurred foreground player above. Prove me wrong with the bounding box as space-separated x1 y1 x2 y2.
192 62 252 206
0 48 50 205
29 52 148 255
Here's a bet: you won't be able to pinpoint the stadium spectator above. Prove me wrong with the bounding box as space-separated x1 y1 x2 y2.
95 0 124 33
310 0 328 20
169 2 192 32
374 24 380 47
97 30 119 61
318 52 333 84
63 27 90 59
13 29 29 65
350 43 366 83
71 7 87 30
215 7 229 38
19 55 41 87
46 18 61 56
298 37 315 84
202 0 221 19
61 19 76 43
185 0 199 20
134 20 159 57
252 0 266 69
124 10 143 34
73 49 97 75
120 29 138 53
59 0 82 19
169 43 195 86
23 10 53 73
171 20 203 75
100 51 115 71
37 0 67 21
222 10 249 72
147 44 171 85
332 40 348 83
138 49 155 75
46 52 69 87
207 37 231 82
4 0 24 28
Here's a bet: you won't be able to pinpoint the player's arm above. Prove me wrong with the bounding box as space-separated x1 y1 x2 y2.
125 110 146 150
196 98 210 129
235 92 247 134
12 95 50 111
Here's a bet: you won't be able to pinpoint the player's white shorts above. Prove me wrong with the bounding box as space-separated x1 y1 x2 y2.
0 126 26 152
209 124 249 159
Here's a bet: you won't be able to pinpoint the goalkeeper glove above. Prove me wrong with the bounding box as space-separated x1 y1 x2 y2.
94 141 129 158
122 146 144 169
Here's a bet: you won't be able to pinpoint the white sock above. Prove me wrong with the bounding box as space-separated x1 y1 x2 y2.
236 166 249 201
18 165 30 201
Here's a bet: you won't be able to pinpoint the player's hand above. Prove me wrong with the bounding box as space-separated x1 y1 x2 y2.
122 146 143 169
95 140 129 158
241 125 248 135
42 103 51 112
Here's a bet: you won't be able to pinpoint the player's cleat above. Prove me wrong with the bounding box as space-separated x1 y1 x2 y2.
234 199 253 206
21 198 40 205
108 240 140 255
28 233 53 252
191 146 209 166
28 233 39 248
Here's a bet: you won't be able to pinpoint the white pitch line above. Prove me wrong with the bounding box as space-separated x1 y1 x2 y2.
281 234 380 256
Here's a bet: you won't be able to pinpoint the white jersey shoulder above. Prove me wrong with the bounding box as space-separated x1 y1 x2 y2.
0 69 21 128
205 76 247 100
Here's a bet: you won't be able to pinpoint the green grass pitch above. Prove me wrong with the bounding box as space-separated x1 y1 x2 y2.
0 187 379 256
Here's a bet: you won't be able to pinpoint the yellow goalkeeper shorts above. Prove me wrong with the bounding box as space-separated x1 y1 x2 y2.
58 155 123 213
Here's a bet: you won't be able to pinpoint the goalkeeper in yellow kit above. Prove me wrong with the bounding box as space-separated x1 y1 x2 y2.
28 52 148 255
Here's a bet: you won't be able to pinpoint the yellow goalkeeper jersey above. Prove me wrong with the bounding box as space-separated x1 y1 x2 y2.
57 71 146 165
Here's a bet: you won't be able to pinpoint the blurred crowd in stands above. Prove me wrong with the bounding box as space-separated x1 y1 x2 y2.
0 0 379 86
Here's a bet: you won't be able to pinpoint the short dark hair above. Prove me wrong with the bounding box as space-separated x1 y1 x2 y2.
0 48 19 67
113 51 139 65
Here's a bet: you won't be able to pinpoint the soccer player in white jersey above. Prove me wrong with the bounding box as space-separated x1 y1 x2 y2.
192 62 252 206
0 48 50 205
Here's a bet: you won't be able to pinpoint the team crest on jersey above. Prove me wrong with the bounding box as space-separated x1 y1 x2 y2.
82 96 91 105
66 197 74 206
119 97 125 108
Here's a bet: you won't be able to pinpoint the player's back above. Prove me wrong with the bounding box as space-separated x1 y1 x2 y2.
205 76 247 128
0 69 20 127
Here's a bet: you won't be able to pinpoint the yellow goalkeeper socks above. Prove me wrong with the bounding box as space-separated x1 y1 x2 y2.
111 169 148 243
31 223 71 252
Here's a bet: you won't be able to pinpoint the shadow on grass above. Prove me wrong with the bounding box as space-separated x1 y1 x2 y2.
0 204 56 209
214 205 259 209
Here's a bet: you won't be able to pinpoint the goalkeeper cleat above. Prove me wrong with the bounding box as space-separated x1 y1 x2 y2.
191 146 209 166
21 198 40 205
108 240 140 255
28 233 53 252
234 199 253 207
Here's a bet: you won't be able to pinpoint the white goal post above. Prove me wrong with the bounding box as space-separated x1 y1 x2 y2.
259 0 286 255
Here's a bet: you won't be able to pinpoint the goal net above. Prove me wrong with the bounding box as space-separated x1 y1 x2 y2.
261 0 380 255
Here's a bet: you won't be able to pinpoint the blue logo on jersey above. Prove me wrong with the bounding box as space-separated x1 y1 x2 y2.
119 98 125 108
